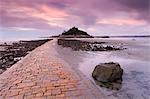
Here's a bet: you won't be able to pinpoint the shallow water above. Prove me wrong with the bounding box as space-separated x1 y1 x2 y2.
55 37 150 99
78 37 150 99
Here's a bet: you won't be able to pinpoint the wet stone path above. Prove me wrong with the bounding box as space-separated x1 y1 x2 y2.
0 39 105 99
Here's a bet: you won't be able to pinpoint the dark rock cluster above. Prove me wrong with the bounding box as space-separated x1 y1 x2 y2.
58 39 125 51
0 39 52 74
0 53 17 71
58 39 91 51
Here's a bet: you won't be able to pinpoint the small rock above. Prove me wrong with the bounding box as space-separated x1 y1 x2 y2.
0 69 5 74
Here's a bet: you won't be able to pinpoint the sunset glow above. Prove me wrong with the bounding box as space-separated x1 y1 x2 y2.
97 18 147 26
0 0 149 40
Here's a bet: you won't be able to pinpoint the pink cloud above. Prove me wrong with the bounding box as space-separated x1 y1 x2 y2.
97 18 147 26
0 0 149 36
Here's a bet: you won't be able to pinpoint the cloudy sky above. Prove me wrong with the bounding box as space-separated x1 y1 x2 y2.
0 0 150 41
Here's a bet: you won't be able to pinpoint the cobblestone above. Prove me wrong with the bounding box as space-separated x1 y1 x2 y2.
0 39 105 99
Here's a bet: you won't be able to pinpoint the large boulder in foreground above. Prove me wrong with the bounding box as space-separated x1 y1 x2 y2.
92 62 123 90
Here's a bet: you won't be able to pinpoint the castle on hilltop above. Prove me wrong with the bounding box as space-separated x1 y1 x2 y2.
60 27 93 38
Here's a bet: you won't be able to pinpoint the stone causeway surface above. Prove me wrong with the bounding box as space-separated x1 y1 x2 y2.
0 39 105 99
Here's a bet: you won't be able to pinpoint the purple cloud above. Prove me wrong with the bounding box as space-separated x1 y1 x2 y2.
0 0 149 37
114 0 149 21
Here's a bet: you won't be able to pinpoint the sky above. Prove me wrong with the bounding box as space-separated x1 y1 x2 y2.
0 0 150 41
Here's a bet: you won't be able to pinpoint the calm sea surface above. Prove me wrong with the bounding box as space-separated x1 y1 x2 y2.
78 37 150 99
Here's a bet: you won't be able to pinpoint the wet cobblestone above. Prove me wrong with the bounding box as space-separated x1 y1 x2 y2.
0 39 105 99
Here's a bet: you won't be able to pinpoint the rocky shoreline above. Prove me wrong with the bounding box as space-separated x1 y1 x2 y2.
58 39 126 51
0 39 52 74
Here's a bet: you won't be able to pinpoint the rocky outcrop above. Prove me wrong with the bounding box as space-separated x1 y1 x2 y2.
58 39 91 51
0 53 15 68
92 62 123 90
59 27 93 38
58 39 124 51
0 39 52 74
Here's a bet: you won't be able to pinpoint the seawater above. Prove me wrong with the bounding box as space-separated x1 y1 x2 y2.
78 37 150 99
